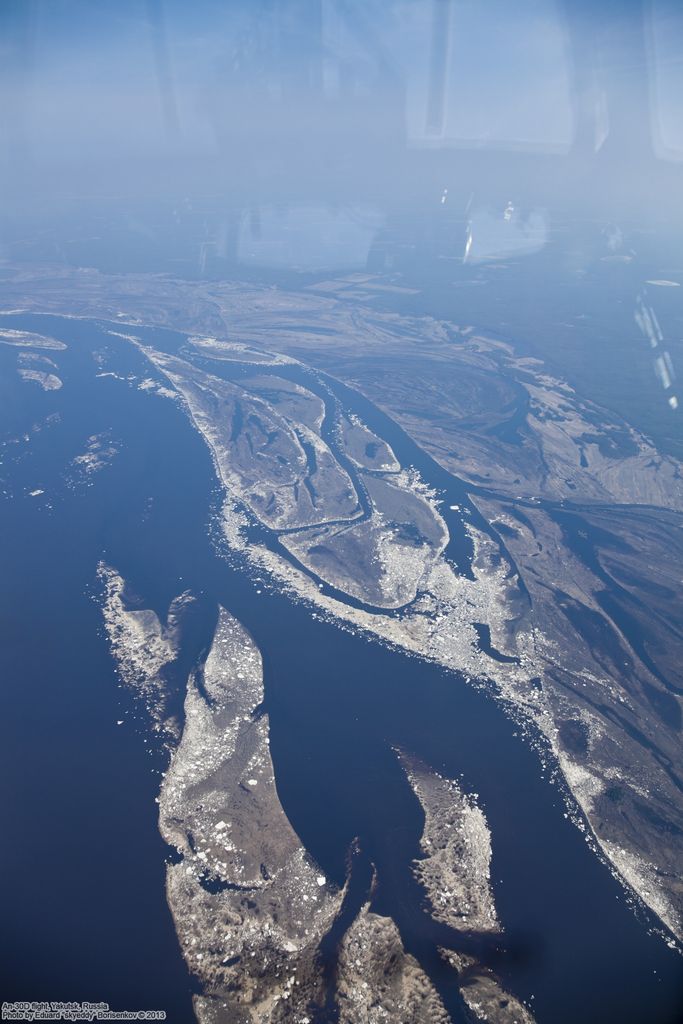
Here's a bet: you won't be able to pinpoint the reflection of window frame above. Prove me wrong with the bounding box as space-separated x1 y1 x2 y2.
645 0 683 161
410 0 575 153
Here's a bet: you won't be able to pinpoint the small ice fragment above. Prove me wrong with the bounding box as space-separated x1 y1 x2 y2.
116 720 124 725
316 875 326 886
247 778 258 786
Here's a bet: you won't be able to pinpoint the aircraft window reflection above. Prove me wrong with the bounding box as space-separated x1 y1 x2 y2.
345 0 575 150
648 0 683 159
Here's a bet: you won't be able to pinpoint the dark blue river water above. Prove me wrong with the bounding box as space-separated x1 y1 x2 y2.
1 312 681 1023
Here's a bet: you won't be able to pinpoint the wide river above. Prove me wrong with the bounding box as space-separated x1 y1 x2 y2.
1 312 681 1022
